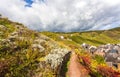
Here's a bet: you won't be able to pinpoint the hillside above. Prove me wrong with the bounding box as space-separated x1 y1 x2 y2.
41 28 120 77
41 27 120 46
0 17 70 77
0 17 120 77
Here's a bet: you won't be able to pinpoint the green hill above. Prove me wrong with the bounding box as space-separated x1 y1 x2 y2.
42 27 120 46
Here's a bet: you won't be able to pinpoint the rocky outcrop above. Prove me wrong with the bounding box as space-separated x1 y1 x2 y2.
45 48 70 69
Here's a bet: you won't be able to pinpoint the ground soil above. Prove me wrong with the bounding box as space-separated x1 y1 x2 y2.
67 52 89 77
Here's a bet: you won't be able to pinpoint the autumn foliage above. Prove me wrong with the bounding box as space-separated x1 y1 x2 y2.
97 65 120 77
81 56 91 66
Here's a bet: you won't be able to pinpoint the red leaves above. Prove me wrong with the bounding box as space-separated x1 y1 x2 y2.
97 65 120 77
78 53 120 77
81 56 91 66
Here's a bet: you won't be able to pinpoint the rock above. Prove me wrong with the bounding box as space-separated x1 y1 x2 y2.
34 39 46 44
8 36 16 42
0 25 7 30
0 39 10 44
45 48 69 69
39 35 49 41
10 32 19 37
32 44 45 52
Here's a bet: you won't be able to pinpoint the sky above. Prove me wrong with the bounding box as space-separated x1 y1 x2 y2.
0 0 120 32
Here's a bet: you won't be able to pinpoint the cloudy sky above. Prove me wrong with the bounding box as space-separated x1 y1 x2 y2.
0 0 120 32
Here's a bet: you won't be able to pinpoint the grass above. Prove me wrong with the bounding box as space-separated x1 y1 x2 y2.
42 28 120 77
0 16 120 77
0 17 57 77
42 27 120 46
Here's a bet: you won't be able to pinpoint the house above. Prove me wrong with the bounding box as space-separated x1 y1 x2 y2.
113 45 120 54
105 49 119 68
94 51 105 57
89 46 97 54
60 36 64 39
81 43 90 50
81 43 120 69
105 54 117 68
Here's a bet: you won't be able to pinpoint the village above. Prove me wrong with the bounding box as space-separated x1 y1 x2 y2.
82 43 120 69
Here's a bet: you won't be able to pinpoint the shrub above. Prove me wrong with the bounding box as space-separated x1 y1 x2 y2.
97 65 120 77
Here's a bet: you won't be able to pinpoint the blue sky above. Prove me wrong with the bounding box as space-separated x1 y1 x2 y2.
24 0 33 7
0 0 120 32
24 0 45 4
24 0 33 4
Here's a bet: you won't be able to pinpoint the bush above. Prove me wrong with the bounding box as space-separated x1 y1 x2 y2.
93 55 105 64
97 65 120 77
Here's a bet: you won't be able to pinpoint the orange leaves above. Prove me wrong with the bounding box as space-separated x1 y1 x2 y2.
81 55 91 66
97 65 120 77
77 50 120 77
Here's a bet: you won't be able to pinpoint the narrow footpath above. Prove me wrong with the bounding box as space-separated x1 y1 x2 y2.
67 52 89 77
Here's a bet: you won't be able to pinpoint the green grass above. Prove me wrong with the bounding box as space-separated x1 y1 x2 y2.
0 16 120 77
42 27 120 46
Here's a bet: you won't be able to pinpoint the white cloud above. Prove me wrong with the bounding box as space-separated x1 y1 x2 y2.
0 0 120 32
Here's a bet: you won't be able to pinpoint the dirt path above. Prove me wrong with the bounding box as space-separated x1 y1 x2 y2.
67 52 89 77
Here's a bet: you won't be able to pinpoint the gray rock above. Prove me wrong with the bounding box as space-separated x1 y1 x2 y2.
0 25 7 30
45 48 69 69
32 44 45 52
8 36 16 42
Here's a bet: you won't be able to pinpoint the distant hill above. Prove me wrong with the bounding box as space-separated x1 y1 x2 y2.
42 27 120 46
109 27 120 31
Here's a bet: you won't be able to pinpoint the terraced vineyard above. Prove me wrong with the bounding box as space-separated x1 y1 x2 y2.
42 27 120 46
